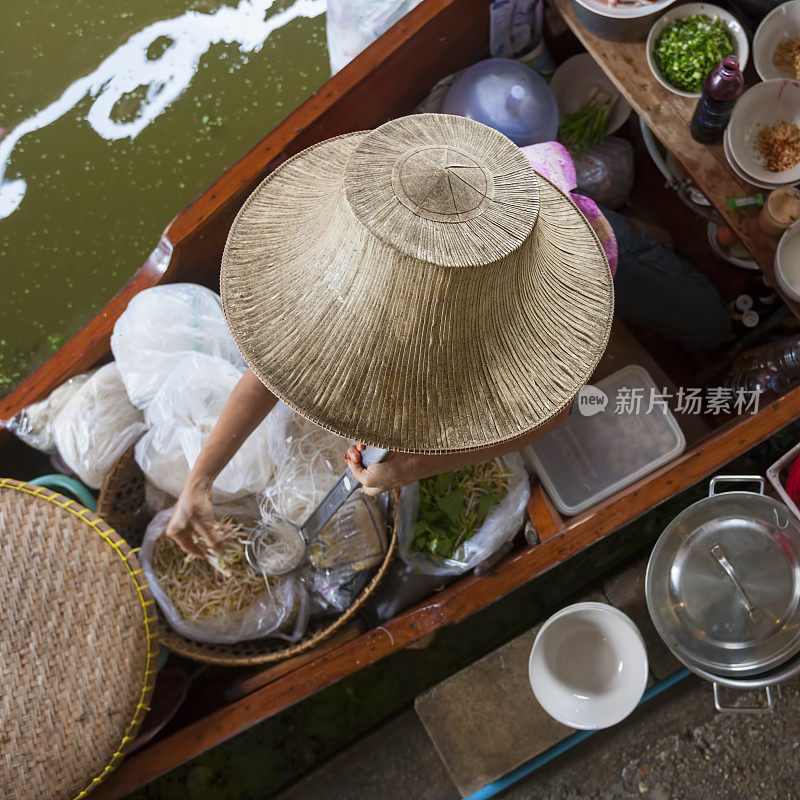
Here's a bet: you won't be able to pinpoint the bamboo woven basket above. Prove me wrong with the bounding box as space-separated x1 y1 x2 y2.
0 478 158 800
97 445 148 547
100 451 397 666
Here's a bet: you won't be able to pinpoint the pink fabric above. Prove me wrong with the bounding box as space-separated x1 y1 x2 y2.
519 142 617 277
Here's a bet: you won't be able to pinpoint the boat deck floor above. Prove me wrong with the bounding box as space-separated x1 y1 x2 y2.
277 654 800 800
125 420 800 799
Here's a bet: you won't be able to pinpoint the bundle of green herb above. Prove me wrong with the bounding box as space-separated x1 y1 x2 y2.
411 459 513 560
559 88 613 157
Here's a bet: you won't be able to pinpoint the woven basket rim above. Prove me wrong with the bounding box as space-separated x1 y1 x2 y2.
0 478 159 799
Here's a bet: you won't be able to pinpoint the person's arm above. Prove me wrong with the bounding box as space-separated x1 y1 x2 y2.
345 406 570 495
166 369 278 555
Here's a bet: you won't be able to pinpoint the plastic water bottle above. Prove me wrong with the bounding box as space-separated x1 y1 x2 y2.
443 58 559 146
722 367 791 396
732 336 800 377
689 56 744 144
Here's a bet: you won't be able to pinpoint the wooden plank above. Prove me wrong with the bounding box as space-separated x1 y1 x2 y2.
222 622 366 703
91 385 800 799
527 483 563 541
552 0 800 318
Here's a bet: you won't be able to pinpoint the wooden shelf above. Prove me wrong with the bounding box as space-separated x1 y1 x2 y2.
552 0 800 318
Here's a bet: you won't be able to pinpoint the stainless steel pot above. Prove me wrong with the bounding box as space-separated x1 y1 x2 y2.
690 646 800 713
646 475 800 711
570 0 676 42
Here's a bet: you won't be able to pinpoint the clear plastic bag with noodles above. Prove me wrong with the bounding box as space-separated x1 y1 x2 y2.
141 509 309 645
135 352 275 502
397 452 530 576
260 401 351 525
50 363 146 489
110 283 245 409
1 372 91 453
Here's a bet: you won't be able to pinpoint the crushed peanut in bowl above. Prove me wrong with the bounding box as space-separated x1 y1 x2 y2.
755 120 800 172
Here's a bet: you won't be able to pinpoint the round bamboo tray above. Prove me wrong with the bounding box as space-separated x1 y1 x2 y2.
0 478 158 800
100 451 397 666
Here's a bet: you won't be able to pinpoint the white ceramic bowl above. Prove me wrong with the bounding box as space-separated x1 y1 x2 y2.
754 0 800 81
727 80 800 187
707 221 759 270
646 3 749 98
549 53 632 135
529 602 649 730
775 220 800 302
723 127 798 190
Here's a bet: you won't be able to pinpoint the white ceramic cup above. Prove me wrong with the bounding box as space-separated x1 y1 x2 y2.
529 602 649 729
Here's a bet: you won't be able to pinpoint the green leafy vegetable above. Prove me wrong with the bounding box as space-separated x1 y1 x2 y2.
654 14 734 93
410 459 512 560
559 91 612 157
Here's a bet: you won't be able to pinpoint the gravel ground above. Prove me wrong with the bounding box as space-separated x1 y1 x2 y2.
506 677 800 800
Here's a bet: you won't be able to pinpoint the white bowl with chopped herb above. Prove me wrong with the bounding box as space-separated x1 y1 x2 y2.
646 4 748 98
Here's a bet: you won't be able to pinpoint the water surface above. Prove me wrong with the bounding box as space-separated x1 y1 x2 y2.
0 0 329 395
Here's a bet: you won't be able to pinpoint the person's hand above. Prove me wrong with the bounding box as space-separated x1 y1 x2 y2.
344 444 417 496
165 481 225 557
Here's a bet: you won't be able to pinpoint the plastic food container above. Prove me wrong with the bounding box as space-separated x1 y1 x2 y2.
522 364 686 515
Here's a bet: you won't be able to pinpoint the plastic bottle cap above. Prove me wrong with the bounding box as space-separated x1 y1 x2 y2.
506 84 526 111
735 294 753 312
742 310 760 328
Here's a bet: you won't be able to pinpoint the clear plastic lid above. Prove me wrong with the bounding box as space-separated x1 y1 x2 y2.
523 365 686 516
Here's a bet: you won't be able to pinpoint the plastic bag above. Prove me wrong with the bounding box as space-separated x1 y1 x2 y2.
299 492 388 615
2 373 91 453
50 363 146 489
398 452 530 576
110 283 245 409
326 0 423 74
260 401 351 524
573 137 634 210
135 352 274 502
141 509 309 644
490 0 543 58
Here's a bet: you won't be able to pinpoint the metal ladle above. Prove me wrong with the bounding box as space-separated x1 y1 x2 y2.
245 445 388 577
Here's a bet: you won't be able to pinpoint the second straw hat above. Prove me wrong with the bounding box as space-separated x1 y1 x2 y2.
222 113 614 454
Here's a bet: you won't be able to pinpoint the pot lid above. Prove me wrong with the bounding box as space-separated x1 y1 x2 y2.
646 477 800 677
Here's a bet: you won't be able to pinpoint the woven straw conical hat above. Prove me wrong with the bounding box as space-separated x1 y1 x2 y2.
221 113 613 454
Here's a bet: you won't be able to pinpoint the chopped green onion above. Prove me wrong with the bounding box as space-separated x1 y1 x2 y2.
653 14 734 94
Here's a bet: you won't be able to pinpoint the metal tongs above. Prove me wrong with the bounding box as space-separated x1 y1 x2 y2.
245 445 388 576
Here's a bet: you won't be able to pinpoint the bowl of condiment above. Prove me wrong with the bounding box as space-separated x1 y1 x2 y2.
775 219 800 302
753 0 800 81
707 221 759 269
727 80 800 186
760 187 800 237
646 4 748 98
570 0 678 43
529 602 648 729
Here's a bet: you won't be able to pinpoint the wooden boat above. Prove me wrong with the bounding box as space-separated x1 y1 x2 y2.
2 0 800 795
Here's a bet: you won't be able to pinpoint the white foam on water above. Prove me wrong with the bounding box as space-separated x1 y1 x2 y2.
0 0 327 220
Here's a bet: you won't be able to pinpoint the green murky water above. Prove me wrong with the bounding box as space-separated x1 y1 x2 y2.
0 0 329 396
